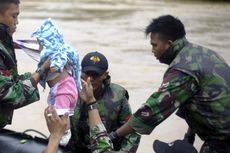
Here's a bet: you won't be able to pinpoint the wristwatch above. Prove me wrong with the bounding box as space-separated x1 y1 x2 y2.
87 102 97 111
36 67 45 79
109 131 120 142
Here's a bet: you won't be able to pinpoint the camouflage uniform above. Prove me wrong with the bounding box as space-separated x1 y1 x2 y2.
0 24 40 128
90 123 113 153
127 37 230 153
68 75 141 153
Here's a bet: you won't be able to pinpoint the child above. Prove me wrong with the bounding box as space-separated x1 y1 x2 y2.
31 18 81 146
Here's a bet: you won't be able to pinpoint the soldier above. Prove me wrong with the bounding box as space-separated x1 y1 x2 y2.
67 51 141 153
0 0 50 128
112 15 230 153
43 15 230 153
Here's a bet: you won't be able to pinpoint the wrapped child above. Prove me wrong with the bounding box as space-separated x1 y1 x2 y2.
32 18 81 146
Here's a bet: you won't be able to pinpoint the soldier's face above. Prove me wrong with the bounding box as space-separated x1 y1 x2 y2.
0 3 19 36
81 71 108 93
150 33 172 60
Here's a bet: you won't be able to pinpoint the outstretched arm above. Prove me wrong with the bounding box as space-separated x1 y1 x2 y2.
0 58 50 109
115 121 135 138
114 91 141 152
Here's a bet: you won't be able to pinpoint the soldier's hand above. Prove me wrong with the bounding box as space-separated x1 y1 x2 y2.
44 106 68 139
41 58 51 72
80 77 96 104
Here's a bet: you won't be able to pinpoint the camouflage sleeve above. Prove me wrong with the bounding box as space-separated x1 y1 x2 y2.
117 91 141 152
90 123 113 153
0 71 40 109
128 69 198 134
119 133 141 153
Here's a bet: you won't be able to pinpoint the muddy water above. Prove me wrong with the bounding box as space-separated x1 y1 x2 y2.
6 0 230 152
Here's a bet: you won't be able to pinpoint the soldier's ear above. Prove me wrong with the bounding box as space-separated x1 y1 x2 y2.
102 71 109 79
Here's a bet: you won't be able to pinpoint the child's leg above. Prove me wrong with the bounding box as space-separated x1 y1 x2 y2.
59 117 72 146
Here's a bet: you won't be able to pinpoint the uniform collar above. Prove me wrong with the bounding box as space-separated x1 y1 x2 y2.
0 23 11 45
159 37 188 65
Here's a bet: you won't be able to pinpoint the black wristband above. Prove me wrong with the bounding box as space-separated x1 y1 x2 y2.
109 131 119 142
86 101 97 107
87 101 97 111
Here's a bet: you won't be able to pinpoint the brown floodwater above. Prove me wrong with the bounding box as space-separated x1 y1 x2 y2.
7 0 230 152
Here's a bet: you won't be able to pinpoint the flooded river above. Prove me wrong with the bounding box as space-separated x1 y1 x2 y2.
7 0 230 152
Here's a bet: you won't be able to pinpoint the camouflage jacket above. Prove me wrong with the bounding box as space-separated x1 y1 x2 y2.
68 76 141 153
0 24 40 128
128 37 230 142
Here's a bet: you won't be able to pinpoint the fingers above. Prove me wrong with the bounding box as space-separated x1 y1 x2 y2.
50 67 57 73
87 77 91 84
81 77 92 89
51 106 58 116
45 58 51 64
44 106 58 122
61 112 69 124
87 77 93 89
44 107 51 125
41 58 51 71
44 106 68 136
45 106 57 116
81 78 87 88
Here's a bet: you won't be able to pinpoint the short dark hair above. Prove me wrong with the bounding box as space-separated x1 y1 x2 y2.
0 0 20 14
145 15 186 41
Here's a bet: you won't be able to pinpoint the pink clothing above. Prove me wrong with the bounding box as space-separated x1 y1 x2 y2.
47 76 78 116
